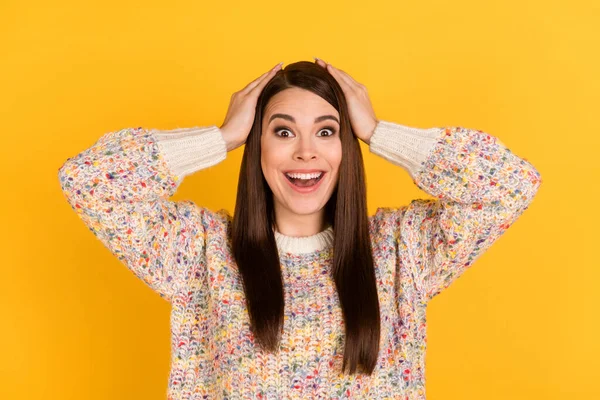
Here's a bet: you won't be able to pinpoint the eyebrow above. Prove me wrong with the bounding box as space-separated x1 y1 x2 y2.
268 113 340 125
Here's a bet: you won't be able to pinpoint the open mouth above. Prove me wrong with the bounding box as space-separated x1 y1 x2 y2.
284 171 325 188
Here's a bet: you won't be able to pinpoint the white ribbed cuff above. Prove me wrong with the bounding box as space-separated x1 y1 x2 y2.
369 120 445 179
151 125 227 180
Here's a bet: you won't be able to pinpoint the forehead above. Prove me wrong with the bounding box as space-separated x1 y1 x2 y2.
264 88 339 123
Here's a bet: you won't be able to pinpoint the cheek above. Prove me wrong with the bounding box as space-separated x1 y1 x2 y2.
260 140 272 171
261 146 282 179
329 142 343 171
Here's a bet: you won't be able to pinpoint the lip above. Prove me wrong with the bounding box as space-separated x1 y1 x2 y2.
283 171 326 194
283 169 325 174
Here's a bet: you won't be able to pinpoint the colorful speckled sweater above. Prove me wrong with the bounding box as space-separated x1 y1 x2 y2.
58 120 542 399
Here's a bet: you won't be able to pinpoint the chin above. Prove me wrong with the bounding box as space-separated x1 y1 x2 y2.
285 200 327 215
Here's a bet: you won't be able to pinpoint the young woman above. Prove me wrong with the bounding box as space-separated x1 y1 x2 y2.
58 59 542 399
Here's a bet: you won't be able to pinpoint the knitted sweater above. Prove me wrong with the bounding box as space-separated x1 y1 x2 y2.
58 120 542 399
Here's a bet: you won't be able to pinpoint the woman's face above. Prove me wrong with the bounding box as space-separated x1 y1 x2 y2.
261 87 342 222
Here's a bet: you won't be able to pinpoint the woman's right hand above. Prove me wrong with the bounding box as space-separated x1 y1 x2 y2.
219 62 283 152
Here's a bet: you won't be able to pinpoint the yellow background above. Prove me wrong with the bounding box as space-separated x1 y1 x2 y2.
2 0 597 399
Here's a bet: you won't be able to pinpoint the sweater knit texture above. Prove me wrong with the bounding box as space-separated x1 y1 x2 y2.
58 120 542 399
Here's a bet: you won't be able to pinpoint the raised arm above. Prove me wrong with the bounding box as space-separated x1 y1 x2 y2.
57 63 282 303
57 125 227 302
369 120 542 303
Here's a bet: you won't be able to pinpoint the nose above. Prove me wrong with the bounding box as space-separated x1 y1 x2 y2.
293 135 317 161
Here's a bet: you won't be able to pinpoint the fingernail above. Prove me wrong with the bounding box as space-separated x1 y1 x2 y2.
313 57 320 61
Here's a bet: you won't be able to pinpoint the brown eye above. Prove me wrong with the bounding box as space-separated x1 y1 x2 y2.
317 126 337 137
274 126 294 138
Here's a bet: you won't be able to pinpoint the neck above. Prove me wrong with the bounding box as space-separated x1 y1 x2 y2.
273 203 328 237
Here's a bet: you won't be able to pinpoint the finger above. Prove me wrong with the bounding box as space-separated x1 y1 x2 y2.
328 64 361 91
326 63 354 94
249 63 282 95
244 66 278 93
244 63 282 92
313 57 327 69
242 70 270 92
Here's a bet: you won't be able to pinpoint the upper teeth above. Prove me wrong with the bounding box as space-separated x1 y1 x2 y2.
286 172 323 180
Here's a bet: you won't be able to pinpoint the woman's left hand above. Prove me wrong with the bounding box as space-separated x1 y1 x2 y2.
314 57 379 145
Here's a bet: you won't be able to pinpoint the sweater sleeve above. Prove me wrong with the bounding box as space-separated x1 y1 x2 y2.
57 125 227 303
369 120 542 303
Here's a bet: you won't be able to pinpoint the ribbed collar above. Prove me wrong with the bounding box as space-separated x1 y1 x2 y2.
274 225 334 255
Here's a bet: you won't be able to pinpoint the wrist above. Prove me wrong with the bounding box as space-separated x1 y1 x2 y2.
361 119 379 146
219 127 241 152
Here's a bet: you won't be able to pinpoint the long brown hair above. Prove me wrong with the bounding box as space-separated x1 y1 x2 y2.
231 61 380 375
